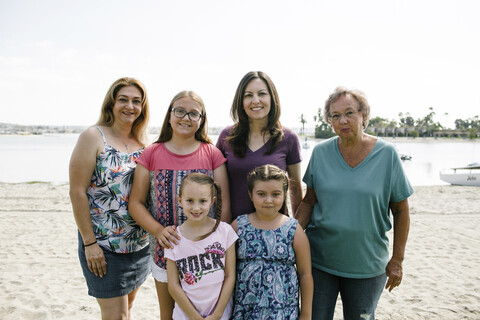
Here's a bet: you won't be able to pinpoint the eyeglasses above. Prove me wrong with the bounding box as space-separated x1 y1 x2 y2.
329 110 358 122
171 108 203 122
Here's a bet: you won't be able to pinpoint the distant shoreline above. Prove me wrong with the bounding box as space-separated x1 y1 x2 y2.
299 135 480 144
2 131 480 143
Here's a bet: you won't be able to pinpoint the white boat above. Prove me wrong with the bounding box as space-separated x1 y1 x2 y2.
302 137 310 149
439 163 480 186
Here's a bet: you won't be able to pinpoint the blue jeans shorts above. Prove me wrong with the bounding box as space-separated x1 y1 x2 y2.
78 232 150 299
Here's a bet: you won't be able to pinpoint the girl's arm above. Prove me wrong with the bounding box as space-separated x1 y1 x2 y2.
213 163 232 223
166 259 203 320
293 224 313 320
128 164 179 248
287 163 303 214
230 219 238 233
69 128 107 277
205 244 236 320
294 187 317 229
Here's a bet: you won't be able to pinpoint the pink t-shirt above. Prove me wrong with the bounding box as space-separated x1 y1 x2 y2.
164 222 238 319
136 142 226 269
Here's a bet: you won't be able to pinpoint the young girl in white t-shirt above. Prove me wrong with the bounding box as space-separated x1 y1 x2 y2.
165 173 237 320
129 91 231 319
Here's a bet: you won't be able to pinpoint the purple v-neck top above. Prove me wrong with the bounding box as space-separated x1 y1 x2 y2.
216 125 301 220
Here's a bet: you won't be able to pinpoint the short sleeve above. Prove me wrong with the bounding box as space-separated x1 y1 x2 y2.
284 128 302 165
390 147 414 203
210 145 227 169
164 247 174 261
136 143 156 170
222 222 239 249
215 128 230 156
302 148 316 189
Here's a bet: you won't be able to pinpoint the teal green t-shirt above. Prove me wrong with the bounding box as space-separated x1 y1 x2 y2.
303 137 413 278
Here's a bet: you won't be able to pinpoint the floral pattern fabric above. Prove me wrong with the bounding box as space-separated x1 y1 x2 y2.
233 214 299 320
87 127 148 253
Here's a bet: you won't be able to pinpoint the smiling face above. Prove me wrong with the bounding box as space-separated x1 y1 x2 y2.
177 182 214 223
243 78 271 122
329 94 365 140
112 86 143 125
169 97 202 138
249 179 286 218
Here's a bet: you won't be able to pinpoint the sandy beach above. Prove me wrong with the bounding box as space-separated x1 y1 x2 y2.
1 182 479 319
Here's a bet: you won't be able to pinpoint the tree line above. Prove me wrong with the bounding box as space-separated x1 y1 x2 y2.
300 107 480 139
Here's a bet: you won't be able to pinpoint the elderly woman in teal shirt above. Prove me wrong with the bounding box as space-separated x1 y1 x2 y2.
295 87 413 320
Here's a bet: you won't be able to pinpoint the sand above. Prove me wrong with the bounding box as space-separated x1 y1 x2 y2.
0 182 479 319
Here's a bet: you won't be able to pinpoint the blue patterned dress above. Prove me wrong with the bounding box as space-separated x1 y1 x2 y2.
233 214 299 320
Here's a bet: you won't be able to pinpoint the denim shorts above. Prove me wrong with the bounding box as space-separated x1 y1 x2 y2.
78 233 150 299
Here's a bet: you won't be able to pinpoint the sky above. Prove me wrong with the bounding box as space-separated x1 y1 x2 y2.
1 0 479 130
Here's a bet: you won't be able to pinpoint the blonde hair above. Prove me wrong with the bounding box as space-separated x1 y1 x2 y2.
324 86 371 129
156 90 211 144
96 77 150 145
179 173 222 240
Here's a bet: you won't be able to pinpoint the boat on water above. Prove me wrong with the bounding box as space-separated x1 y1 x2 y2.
302 137 310 149
439 163 480 186
400 154 412 161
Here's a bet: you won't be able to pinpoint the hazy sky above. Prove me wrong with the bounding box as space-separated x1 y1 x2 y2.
1 0 479 129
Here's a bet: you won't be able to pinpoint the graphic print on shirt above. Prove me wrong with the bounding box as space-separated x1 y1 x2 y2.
176 242 226 285
150 168 213 269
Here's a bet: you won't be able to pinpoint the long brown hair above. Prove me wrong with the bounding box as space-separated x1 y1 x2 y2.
179 172 222 240
96 77 150 145
247 164 289 216
226 71 283 157
156 90 212 144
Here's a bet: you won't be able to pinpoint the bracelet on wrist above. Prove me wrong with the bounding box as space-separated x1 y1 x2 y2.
84 240 97 247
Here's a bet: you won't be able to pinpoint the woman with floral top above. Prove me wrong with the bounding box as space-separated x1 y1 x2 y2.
69 77 150 319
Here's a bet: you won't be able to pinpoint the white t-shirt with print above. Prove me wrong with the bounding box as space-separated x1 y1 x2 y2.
164 221 238 319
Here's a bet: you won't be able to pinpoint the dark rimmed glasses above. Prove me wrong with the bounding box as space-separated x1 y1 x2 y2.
171 108 203 122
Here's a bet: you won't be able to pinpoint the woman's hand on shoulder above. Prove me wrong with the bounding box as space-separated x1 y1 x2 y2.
156 225 180 249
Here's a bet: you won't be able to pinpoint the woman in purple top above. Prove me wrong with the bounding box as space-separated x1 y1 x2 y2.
216 71 302 220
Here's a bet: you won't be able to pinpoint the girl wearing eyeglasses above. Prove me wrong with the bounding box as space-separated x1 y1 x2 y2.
129 90 231 320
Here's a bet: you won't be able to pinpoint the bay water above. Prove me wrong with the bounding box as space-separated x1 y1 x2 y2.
1 134 479 186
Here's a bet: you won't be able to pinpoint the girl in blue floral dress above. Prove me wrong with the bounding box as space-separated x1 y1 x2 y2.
231 164 313 320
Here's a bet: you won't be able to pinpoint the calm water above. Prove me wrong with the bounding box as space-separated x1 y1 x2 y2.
1 134 480 186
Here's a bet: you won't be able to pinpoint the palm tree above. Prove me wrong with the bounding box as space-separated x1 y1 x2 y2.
299 114 307 135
